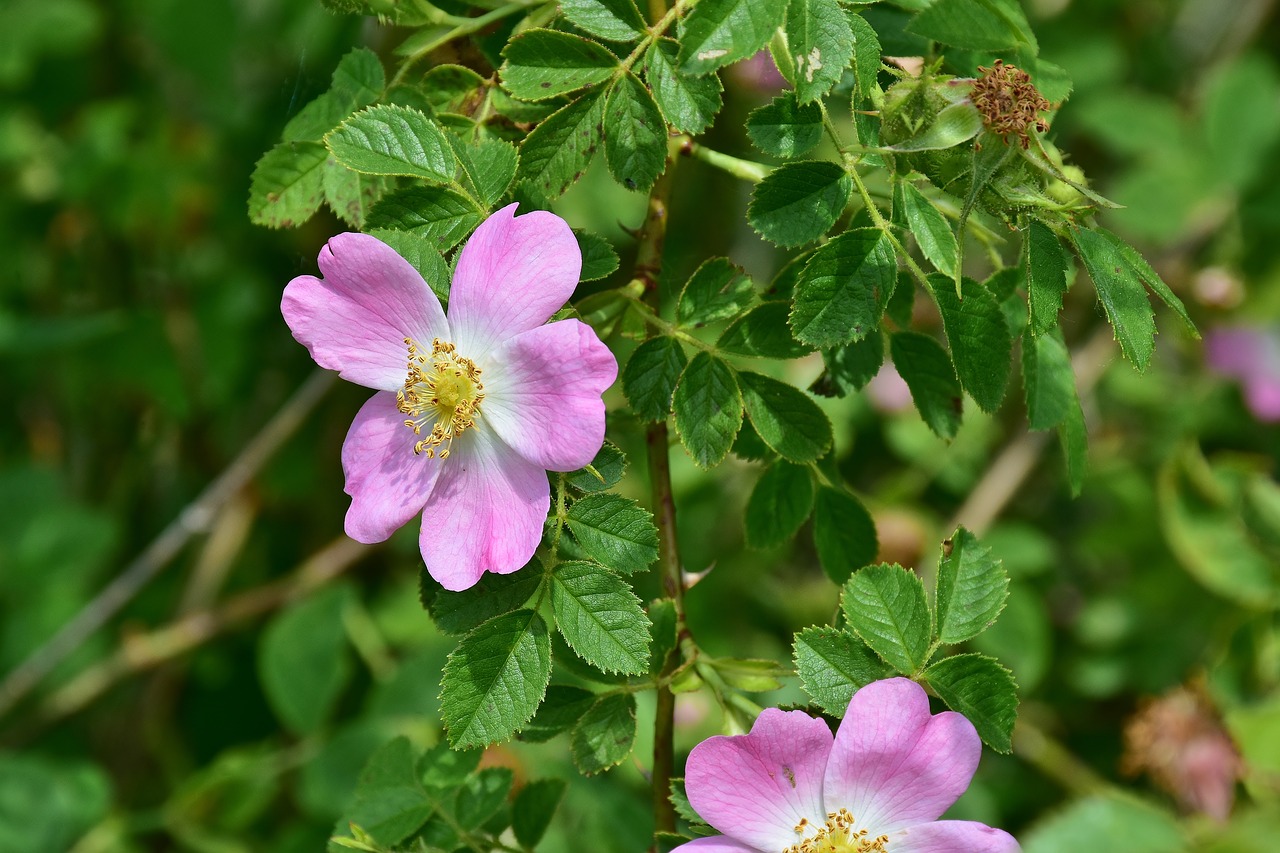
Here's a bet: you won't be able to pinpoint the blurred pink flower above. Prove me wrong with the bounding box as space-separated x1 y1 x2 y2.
868 364 914 414
1204 325 1280 422
674 678 1020 853
282 204 617 590
732 50 787 94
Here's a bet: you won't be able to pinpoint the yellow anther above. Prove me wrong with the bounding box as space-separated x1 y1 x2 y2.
397 337 485 456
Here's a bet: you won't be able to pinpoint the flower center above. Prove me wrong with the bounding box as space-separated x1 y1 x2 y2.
785 810 889 853
396 337 484 459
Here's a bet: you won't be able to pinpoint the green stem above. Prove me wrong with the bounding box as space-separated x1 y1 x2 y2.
390 0 539 86
682 139 771 182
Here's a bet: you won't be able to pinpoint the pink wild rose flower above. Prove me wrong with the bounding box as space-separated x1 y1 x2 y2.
675 678 1020 853
281 204 617 591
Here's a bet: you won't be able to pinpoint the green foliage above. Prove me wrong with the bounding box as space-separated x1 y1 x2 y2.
517 89 606 197
790 229 897 347
560 0 647 42
564 494 660 575
1025 220 1068 336
258 585 353 735
623 336 688 421
785 0 855 104
451 136 519 209
738 371 833 463
897 182 959 280
931 275 1012 414
793 627 889 716
842 564 933 676
365 185 484 251
440 610 552 748
748 161 852 247
677 258 756 327
672 352 743 468
678 0 787 75
907 0 1037 52
812 486 878 584
1022 330 1077 431
745 462 815 548
924 653 1018 752
746 93 823 158
324 104 454 181
424 562 542 635
550 560 652 674
718 302 814 359
512 779 567 848
603 72 668 192
890 331 963 439
645 39 724 135
571 693 638 774
934 527 1009 644
501 29 618 101
248 141 329 228
1069 226 1157 369
565 442 628 493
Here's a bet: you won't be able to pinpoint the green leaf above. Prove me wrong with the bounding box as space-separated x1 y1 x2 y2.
418 741 483 789
1022 329 1076 431
710 657 788 692
717 302 815 359
425 562 542 635
746 462 816 548
571 693 637 775
623 336 688 421
886 102 984 151
794 627 890 716
440 609 552 748
518 89 606 198
365 185 484 252
907 0 1037 52
322 158 390 228
672 352 743 468
1022 794 1185 853
367 229 451 302
886 270 915 328
339 738 433 847
935 527 1008 645
842 563 933 675
786 0 855 103
258 585 352 735
455 767 513 830
1026 219 1068 335
519 685 596 743
790 228 897 347
1059 398 1088 497
512 779 567 848
739 371 833 463
748 161 852 247
324 104 454 181
898 182 958 279
564 441 627 493
420 64 484 112
644 38 724 135
501 28 618 101
813 487 878 585
604 71 668 192
815 333 884 398
283 47 384 142
648 598 679 676
1097 227 1198 338
932 274 1012 413
248 141 328 228
450 136 519 208
550 560 650 676
565 495 659 576
0 755 110 853
678 257 756 327
576 229 620 282
1069 225 1157 369
848 11 882 101
560 0 646 41
890 332 963 439
924 653 1018 752
746 92 823 158
678 0 788 75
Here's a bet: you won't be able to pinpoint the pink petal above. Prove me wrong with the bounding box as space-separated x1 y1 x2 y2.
447 204 582 360
889 821 1021 853
823 678 981 834
418 426 549 591
481 319 617 472
685 709 833 851
1245 375 1280 422
282 232 449 390
341 392 442 543
669 837 762 853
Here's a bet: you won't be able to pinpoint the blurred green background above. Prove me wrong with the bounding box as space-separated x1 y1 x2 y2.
3 0 1280 850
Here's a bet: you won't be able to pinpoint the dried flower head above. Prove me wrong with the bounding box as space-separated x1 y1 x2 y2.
970 60 1051 148
1122 684 1242 820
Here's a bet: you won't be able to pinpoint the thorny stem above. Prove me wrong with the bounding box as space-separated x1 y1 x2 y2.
637 125 684 841
0 368 335 722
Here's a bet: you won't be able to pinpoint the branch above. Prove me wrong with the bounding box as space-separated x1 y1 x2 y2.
0 368 335 721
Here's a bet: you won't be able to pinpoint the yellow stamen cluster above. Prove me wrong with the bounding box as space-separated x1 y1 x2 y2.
396 337 484 458
970 59 1051 148
784 810 889 853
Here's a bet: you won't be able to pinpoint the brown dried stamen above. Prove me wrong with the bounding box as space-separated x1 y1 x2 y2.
971 59 1051 148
